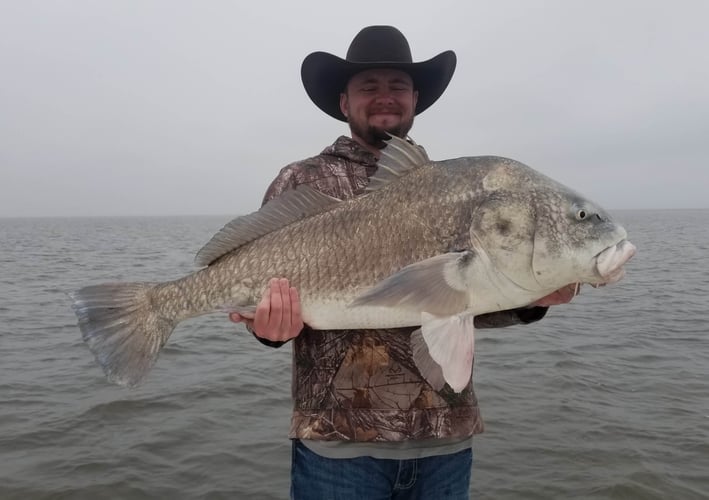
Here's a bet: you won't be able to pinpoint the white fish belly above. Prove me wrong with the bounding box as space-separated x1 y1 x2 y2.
302 300 422 330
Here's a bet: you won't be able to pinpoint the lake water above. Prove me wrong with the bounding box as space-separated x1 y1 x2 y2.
0 210 707 499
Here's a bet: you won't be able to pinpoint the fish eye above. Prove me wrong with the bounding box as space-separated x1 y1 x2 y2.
571 203 594 221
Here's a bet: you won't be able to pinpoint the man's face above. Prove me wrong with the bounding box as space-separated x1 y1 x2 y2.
340 68 418 148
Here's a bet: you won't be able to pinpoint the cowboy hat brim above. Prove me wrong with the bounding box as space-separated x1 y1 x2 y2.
301 50 457 122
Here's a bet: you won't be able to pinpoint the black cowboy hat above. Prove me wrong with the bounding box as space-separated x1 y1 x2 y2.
301 25 457 122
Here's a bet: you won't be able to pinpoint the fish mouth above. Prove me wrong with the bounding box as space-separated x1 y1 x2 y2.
591 239 637 286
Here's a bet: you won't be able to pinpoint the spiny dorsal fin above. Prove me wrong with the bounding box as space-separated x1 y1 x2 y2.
366 135 431 192
195 185 340 267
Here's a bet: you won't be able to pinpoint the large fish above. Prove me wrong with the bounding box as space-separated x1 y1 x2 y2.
70 136 636 392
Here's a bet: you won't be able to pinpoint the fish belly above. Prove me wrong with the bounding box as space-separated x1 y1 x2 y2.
302 300 422 330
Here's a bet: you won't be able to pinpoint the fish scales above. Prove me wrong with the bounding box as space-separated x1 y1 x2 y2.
156 166 471 322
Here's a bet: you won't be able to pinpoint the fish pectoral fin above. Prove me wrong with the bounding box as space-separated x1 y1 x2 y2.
350 251 473 316
412 312 475 393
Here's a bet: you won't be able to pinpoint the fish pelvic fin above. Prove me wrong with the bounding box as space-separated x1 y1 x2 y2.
411 312 475 393
69 282 175 387
411 328 446 391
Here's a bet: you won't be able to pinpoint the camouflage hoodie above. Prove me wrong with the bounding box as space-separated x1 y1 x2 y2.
258 136 547 442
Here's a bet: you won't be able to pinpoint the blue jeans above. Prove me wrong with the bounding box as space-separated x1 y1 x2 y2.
290 439 473 500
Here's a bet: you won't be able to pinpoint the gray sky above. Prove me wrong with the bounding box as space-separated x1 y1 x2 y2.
1 0 707 217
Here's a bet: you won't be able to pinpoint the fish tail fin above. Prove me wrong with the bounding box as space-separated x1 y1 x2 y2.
69 282 175 387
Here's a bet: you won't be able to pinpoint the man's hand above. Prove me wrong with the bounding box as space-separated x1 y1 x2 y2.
533 283 581 307
229 278 304 342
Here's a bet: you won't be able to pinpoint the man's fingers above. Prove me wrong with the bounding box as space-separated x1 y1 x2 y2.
533 283 581 307
232 277 303 342
253 279 274 333
229 312 255 331
278 278 292 332
289 285 304 333
230 310 256 322
268 278 285 330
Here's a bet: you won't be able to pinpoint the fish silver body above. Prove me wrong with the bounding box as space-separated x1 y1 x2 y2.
70 136 636 391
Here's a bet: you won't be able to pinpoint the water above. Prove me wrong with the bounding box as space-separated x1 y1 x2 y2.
0 210 707 499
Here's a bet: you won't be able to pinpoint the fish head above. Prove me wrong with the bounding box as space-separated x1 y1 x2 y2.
528 195 635 289
469 159 635 296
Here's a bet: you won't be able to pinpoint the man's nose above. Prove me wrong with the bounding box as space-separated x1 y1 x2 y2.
373 90 395 103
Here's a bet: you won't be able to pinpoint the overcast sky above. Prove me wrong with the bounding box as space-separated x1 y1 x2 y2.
1 0 707 217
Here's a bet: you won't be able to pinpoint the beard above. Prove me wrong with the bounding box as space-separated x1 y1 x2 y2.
349 114 415 149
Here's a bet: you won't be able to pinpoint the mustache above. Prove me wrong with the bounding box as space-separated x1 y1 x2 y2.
368 106 402 114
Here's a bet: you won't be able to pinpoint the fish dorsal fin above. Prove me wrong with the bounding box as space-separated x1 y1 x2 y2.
195 185 340 267
366 135 430 192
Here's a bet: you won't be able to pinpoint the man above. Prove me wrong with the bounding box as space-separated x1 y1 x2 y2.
230 25 578 499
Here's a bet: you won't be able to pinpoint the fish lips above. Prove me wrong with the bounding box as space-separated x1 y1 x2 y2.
593 239 637 285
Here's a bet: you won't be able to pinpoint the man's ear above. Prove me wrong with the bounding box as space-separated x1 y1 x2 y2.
339 93 348 119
